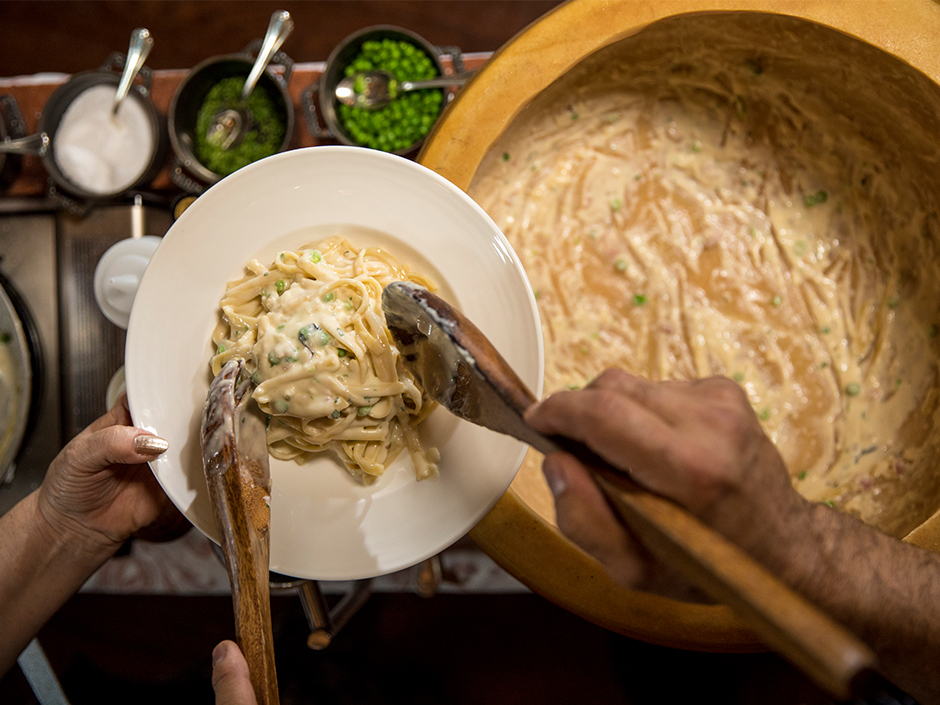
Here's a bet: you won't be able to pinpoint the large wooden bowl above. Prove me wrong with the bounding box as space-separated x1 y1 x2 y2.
419 0 940 651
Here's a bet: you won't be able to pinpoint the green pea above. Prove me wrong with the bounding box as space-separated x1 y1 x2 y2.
299 324 331 347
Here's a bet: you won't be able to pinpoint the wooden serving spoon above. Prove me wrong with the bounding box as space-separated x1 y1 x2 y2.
201 358 279 705
381 280 879 702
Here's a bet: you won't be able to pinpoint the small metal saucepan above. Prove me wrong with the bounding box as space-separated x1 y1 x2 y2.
0 54 167 204
168 44 294 193
302 25 463 156
0 95 28 193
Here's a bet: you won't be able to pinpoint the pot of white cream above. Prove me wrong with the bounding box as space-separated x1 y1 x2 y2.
0 56 167 201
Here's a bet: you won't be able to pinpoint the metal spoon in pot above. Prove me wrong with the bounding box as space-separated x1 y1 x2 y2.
381 280 878 703
335 68 475 110
112 28 153 116
205 10 294 151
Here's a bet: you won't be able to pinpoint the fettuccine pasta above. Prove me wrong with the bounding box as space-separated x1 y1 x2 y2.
210 236 440 484
469 18 940 537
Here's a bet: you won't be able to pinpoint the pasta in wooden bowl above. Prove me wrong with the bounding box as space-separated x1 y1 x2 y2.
422 0 940 649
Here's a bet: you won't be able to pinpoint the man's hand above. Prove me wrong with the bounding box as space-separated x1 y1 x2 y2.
526 368 940 704
524 369 809 590
213 641 258 705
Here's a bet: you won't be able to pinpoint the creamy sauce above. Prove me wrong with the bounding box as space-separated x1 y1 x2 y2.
469 24 940 537
54 84 154 195
210 234 442 485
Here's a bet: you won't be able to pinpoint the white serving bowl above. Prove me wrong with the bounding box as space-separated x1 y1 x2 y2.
125 145 543 580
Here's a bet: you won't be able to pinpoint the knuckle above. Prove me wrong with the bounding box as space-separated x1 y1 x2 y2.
590 387 626 422
56 440 82 471
700 375 750 408
592 368 629 388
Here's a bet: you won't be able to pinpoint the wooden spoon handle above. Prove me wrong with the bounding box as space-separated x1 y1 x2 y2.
217 477 280 705
591 465 877 701
202 359 279 705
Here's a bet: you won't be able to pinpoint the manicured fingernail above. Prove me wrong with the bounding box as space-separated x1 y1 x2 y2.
134 434 169 456
543 456 567 497
212 641 229 667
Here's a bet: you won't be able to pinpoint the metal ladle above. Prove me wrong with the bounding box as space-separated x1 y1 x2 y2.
205 10 294 151
381 280 879 703
112 28 153 116
334 68 475 110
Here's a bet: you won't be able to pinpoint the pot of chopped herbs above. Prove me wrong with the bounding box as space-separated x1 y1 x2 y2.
169 52 294 186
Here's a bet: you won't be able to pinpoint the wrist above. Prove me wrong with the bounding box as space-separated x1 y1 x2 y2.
745 498 852 598
704 476 822 584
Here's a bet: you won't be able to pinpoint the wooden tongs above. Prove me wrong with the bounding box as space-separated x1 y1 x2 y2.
201 358 279 705
381 280 878 702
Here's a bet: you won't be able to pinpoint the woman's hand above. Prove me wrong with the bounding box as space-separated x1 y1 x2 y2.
0 394 188 675
36 393 187 556
524 369 809 591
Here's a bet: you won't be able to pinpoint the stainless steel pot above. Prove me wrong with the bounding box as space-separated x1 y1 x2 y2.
0 95 27 193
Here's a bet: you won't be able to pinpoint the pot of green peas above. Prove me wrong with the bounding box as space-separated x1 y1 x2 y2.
303 26 463 156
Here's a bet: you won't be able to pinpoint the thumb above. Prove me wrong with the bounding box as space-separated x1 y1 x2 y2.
212 641 258 705
71 425 169 470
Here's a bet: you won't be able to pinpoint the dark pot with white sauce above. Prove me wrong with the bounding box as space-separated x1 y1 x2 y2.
0 53 167 203
0 54 168 201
